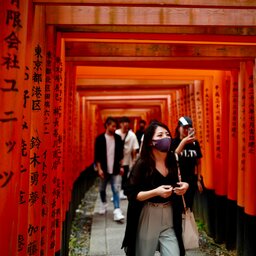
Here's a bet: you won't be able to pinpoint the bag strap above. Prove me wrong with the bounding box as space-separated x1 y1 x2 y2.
175 153 187 211
123 130 129 143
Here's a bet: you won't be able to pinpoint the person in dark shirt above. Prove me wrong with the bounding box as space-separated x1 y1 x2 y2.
171 116 203 210
122 120 189 256
135 119 146 147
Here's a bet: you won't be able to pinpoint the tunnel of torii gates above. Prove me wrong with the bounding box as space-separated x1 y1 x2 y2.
1 0 256 256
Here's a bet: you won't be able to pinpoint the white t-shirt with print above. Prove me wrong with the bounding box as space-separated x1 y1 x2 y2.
115 129 139 168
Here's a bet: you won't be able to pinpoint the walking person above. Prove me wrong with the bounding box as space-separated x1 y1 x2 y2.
122 120 189 256
171 116 203 210
116 116 139 199
135 119 146 148
94 116 125 222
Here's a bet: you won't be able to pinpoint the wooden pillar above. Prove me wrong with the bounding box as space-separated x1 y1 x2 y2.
237 63 246 209
27 5 46 256
189 83 196 124
0 1 31 255
42 24 55 256
227 70 239 202
244 61 256 216
63 63 77 212
212 71 229 196
202 77 214 190
194 80 204 178
170 91 178 135
82 97 89 168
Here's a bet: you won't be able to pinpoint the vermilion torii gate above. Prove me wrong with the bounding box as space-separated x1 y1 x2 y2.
1 1 256 256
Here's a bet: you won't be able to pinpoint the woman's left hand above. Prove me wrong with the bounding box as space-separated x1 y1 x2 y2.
173 182 189 195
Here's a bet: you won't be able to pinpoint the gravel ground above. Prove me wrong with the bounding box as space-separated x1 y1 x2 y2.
69 181 236 256
68 182 98 256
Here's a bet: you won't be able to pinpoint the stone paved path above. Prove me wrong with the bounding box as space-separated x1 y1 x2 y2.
69 181 236 256
89 190 206 256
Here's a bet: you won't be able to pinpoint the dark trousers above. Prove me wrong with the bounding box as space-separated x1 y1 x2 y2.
185 175 197 210
122 165 130 190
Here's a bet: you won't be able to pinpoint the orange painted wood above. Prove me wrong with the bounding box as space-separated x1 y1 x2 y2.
40 25 56 256
81 98 88 169
49 32 65 254
45 5 256 26
76 66 221 79
60 26 256 36
169 91 178 135
62 32 256 44
0 1 28 255
67 59 243 70
202 77 214 190
33 0 256 8
1 5 256 256
212 71 229 196
66 42 256 58
63 62 77 215
188 83 196 124
193 80 204 177
244 61 256 216
237 63 247 208
227 70 239 202
27 6 47 256
177 88 186 118
16 2 34 256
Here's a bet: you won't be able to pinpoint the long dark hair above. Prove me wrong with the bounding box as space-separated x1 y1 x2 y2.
139 120 176 176
174 125 181 139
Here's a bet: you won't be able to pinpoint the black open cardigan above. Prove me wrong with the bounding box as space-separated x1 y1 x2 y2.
121 156 186 256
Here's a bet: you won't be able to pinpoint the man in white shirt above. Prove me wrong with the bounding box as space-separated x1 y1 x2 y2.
116 116 139 199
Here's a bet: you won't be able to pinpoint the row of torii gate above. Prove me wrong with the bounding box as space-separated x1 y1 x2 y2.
1 1 256 256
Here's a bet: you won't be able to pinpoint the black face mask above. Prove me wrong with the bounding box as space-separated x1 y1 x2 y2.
152 137 171 152
139 126 145 131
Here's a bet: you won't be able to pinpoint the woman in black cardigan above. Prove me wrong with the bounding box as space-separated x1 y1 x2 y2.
122 120 188 256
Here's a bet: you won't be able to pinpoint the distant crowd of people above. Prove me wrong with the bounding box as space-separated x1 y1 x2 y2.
94 115 203 256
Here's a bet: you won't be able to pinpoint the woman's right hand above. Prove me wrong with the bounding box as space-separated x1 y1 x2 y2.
155 185 173 198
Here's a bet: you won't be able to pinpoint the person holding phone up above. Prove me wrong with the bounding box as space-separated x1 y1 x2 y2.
171 116 203 210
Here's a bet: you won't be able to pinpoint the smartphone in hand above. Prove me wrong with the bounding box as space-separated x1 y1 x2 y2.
188 127 195 136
